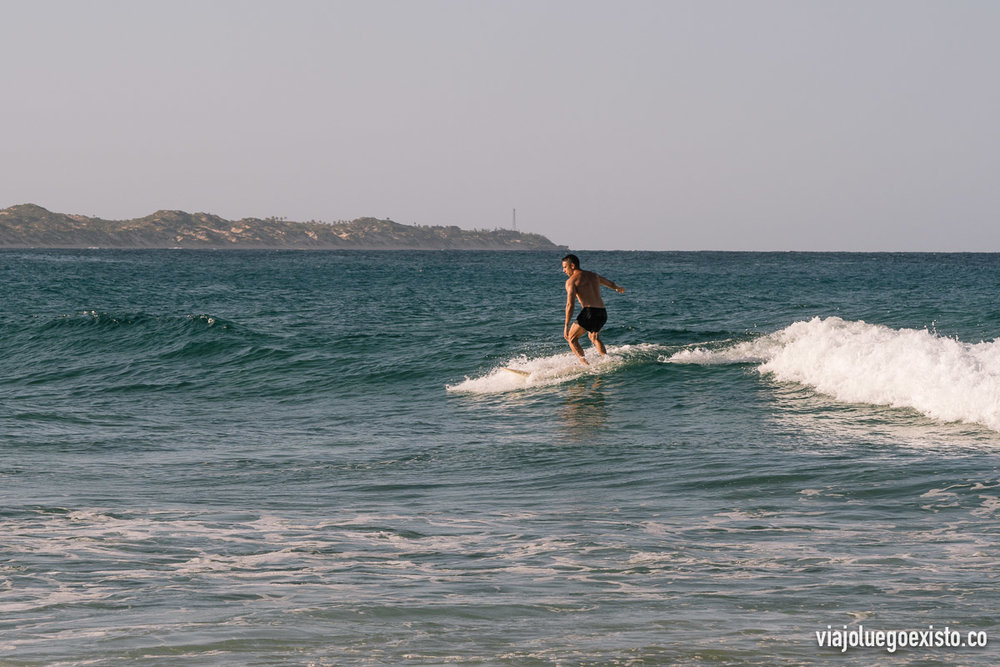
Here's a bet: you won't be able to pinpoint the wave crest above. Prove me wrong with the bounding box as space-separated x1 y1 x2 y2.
668 317 1000 431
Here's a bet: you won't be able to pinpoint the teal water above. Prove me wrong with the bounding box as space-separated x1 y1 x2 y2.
2 249 999 665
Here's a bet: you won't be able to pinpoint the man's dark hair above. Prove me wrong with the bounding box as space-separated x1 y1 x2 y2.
562 253 580 267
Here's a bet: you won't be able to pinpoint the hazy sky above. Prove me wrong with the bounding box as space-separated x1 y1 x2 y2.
3 0 998 250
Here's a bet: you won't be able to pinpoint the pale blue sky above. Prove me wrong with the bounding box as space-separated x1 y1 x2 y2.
3 0 998 250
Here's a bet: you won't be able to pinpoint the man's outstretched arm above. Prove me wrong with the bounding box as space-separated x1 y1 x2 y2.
599 275 626 294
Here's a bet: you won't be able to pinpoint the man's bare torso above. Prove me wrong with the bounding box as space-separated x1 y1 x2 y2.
566 270 606 309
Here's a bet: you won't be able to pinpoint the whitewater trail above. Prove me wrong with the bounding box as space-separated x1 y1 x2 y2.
668 317 1000 432
447 343 665 394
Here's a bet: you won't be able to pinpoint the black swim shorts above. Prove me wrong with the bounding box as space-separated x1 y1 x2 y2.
576 307 608 333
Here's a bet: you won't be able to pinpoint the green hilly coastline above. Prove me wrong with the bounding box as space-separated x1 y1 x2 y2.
0 204 566 250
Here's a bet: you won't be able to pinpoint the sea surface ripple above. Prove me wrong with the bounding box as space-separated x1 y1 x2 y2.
2 249 999 665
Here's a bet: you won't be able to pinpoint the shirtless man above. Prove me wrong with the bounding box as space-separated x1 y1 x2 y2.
562 253 625 366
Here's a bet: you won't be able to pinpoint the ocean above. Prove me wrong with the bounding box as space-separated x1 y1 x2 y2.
2 249 998 665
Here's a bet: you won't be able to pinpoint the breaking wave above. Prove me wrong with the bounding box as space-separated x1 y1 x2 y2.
668 317 1000 431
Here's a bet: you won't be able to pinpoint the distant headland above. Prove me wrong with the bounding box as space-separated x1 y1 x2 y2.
0 204 567 251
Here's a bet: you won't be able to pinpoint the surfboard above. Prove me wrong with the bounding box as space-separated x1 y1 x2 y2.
502 367 531 377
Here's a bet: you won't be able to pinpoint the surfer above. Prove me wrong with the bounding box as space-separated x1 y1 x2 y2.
562 253 625 366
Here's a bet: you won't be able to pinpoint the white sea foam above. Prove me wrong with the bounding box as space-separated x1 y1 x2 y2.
446 344 662 394
668 317 1000 431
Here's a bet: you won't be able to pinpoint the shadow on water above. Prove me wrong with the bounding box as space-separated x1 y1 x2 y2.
557 376 609 444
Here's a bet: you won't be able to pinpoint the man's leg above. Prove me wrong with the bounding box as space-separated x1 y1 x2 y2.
588 330 607 356
566 323 589 365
